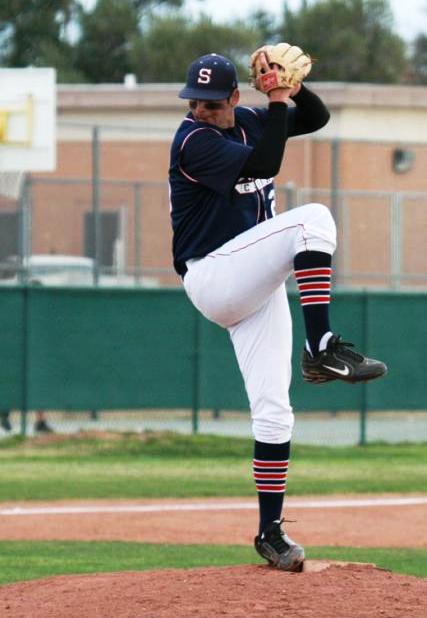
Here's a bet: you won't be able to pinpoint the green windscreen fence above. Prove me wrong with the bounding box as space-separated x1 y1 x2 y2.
27 289 195 410
0 288 25 410
0 287 425 412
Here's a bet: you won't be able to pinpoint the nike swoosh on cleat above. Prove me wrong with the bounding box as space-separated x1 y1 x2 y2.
323 364 350 376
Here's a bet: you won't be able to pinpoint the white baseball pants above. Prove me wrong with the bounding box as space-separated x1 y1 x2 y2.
183 203 337 443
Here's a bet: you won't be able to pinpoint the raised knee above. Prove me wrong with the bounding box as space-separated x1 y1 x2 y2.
308 202 336 248
309 202 334 223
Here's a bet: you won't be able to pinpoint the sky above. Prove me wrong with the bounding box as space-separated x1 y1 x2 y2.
184 0 427 41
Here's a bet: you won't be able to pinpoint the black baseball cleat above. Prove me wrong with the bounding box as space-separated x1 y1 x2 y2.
301 334 387 384
254 519 305 572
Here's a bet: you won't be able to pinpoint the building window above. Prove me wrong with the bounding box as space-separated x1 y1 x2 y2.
84 211 120 270
0 211 19 261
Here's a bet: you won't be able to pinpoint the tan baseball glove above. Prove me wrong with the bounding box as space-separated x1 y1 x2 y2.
250 43 312 93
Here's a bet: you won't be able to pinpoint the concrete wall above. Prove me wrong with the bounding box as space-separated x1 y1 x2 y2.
48 81 427 192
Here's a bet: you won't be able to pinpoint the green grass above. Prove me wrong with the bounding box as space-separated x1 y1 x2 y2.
0 541 261 585
0 435 425 588
307 547 427 578
0 542 424 586
0 433 425 500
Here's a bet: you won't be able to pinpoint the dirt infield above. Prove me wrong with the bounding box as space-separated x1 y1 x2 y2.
1 564 426 618
0 495 426 547
0 495 426 617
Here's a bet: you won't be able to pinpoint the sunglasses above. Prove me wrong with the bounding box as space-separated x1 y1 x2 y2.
189 100 227 110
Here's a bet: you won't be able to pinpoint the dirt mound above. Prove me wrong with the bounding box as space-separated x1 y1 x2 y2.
1 563 425 618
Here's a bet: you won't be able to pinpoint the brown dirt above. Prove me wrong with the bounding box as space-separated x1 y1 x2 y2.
0 496 425 547
0 496 426 617
1 564 426 618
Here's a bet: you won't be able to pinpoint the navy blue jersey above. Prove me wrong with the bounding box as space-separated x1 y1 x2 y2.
169 102 313 276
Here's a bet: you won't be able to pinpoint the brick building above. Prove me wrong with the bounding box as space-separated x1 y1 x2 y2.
3 82 427 287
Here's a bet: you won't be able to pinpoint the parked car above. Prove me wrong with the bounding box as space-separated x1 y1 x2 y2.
0 255 93 286
0 255 159 287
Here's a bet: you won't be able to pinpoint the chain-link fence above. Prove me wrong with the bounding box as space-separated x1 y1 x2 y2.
295 187 427 289
2 409 427 446
0 177 426 290
0 166 426 445
0 176 178 287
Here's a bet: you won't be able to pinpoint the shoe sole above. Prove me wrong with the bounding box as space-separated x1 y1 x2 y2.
302 366 387 385
255 542 305 572
302 371 336 384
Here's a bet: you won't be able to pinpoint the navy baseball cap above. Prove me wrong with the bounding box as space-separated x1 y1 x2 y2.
179 54 238 100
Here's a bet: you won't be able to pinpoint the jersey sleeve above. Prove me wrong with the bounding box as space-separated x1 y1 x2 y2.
286 85 330 136
179 127 253 194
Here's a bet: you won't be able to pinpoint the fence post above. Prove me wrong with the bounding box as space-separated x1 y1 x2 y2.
20 286 29 437
18 175 32 285
359 291 368 445
331 138 343 283
134 183 142 285
18 178 31 436
191 308 200 434
284 181 296 210
330 138 341 221
92 126 101 286
390 193 402 289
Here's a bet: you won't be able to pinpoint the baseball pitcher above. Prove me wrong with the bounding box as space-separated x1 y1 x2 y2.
168 46 387 571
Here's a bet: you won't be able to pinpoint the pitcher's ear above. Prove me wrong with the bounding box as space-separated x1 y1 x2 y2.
230 88 240 106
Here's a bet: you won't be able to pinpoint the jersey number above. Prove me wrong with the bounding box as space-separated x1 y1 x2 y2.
197 68 212 84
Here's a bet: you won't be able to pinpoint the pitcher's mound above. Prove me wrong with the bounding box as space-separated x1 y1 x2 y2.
0 562 425 617
302 558 377 572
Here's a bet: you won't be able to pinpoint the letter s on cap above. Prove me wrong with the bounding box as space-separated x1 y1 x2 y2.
197 68 212 84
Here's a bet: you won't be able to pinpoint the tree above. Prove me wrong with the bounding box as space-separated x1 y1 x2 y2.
247 9 279 43
130 13 262 83
0 0 82 80
74 0 141 83
74 0 186 83
277 0 408 83
410 34 427 84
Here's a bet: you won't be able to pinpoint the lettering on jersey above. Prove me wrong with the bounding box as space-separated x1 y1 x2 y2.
234 177 273 194
198 68 212 84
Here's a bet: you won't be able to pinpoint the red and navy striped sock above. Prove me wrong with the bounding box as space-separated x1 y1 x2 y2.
253 440 290 534
294 251 332 356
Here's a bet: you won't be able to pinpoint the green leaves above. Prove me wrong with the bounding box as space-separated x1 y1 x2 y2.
411 33 427 84
277 0 408 83
75 0 141 83
130 14 260 83
0 0 422 84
